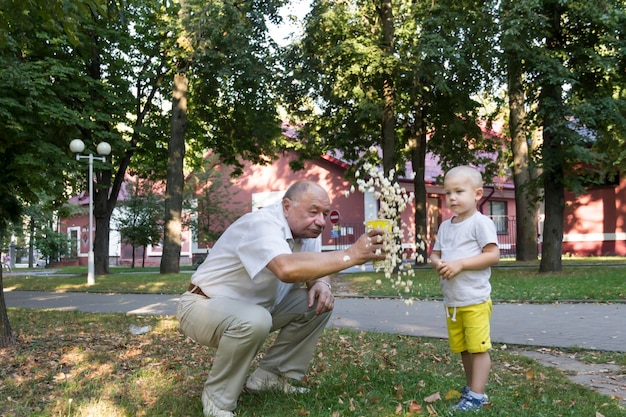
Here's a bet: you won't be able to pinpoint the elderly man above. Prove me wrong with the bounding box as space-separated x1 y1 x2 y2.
177 180 387 417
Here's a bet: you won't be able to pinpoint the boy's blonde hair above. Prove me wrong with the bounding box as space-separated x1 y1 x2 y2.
445 166 483 188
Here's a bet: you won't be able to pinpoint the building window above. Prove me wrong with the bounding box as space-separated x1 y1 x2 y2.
488 201 508 234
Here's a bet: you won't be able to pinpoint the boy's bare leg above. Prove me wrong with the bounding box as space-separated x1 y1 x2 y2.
465 351 490 395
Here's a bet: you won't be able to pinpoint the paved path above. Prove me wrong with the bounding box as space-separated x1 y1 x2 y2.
4 290 624 352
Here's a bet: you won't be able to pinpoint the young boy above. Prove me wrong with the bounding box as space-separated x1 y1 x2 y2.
429 166 500 411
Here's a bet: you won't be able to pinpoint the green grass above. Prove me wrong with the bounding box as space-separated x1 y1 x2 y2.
334 263 626 302
2 309 624 417
4 258 626 303
2 268 192 294
1 259 625 416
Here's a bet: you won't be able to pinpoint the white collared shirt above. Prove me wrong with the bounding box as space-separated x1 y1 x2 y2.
191 202 320 310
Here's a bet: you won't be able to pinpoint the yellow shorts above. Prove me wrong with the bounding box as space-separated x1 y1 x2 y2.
446 299 492 354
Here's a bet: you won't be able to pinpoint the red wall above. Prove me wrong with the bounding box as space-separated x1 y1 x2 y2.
563 181 626 256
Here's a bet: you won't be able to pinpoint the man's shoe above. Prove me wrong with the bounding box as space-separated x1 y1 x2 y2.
451 393 488 412
245 369 310 394
201 391 234 417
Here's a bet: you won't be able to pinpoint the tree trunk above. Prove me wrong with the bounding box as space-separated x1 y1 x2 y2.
160 72 188 274
409 104 428 265
379 0 396 178
540 123 564 272
94 185 112 276
539 2 564 273
0 270 16 347
28 217 35 268
507 49 538 261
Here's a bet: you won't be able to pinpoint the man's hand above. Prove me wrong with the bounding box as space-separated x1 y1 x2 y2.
308 280 334 314
346 229 387 265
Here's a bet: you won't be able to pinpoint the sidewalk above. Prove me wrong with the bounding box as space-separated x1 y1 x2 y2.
4 290 624 352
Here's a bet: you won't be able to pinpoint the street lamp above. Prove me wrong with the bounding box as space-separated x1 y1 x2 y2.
70 139 111 285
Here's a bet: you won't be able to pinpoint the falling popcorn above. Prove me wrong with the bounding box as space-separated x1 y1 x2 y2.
345 161 421 300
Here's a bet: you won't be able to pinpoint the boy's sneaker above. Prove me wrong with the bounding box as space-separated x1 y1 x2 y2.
202 391 234 417
451 393 488 412
457 387 488 401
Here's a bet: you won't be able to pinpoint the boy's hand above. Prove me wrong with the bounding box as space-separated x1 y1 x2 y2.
436 260 463 280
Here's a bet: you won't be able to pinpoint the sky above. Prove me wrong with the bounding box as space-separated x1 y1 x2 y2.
268 0 311 46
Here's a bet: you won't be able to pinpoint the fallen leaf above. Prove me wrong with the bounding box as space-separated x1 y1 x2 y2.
395 403 403 414
394 384 404 399
424 392 441 403
444 390 461 401
349 398 356 411
408 400 422 414
426 404 438 415
297 408 310 415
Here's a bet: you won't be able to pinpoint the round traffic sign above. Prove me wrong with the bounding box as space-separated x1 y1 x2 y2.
329 210 340 224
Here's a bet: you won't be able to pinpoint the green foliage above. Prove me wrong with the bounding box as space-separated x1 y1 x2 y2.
33 226 71 262
0 0 108 242
500 0 626 184
113 178 163 267
178 0 288 175
282 0 503 179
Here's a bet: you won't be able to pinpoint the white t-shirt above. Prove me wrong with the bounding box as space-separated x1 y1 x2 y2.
432 211 498 307
190 202 321 310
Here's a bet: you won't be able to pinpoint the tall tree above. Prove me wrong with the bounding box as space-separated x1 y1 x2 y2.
508 0 626 272
86 0 173 276
500 0 541 261
379 0 398 178
0 0 109 346
160 0 287 273
281 0 500 262
161 72 188 273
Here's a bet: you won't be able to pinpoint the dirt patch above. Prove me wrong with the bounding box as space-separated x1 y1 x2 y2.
517 349 626 406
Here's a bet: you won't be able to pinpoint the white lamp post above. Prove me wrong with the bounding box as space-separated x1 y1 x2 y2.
70 139 111 285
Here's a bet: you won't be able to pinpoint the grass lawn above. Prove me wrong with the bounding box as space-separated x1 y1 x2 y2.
3 258 626 302
335 264 626 302
1 258 625 416
2 310 624 417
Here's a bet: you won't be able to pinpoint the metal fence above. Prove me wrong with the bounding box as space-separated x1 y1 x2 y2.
490 216 518 258
329 222 365 251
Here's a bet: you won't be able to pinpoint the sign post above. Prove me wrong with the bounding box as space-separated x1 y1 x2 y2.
329 210 341 245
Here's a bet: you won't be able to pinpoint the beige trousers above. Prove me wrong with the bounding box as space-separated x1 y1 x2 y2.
177 287 331 411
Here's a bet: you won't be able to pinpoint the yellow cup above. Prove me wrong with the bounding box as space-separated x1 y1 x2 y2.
365 219 393 232
365 219 393 269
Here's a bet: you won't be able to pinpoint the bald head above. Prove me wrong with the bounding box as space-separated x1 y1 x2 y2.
283 181 328 204
445 166 483 189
